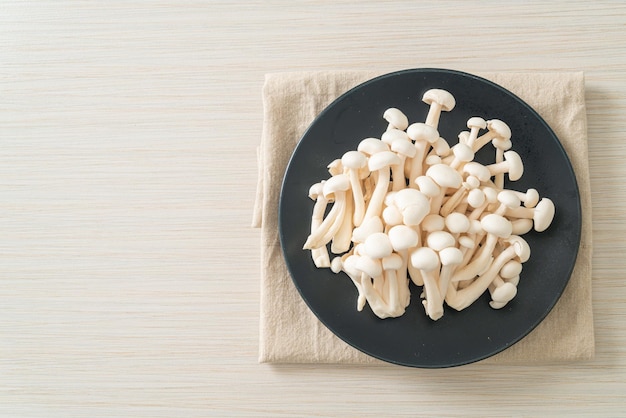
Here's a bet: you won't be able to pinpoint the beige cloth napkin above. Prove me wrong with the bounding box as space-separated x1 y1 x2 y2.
253 71 594 365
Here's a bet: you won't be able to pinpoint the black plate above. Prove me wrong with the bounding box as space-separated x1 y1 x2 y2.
278 68 581 368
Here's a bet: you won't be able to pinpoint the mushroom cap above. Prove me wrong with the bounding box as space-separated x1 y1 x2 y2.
464 175 480 190
503 150 524 181
342 254 360 277
511 218 533 235
407 122 439 143
422 89 456 112
439 246 464 266
363 232 393 259
391 137 417 158
368 150 401 171
507 235 531 262
393 188 429 210
383 191 397 207
523 188 540 208
452 143 474 162
504 275 520 286
308 182 324 200
483 186 498 203
431 137 451 157
383 108 409 131
467 188 486 208
533 198 555 232
462 162 491 182
322 174 350 197
500 260 523 279
426 230 455 251
415 175 441 197
491 282 517 303
486 119 511 140
498 190 521 209
357 137 389 155
445 212 471 233
422 214 445 232
480 213 513 238
426 163 463 188
327 159 343 176
382 205 403 227
493 137 512 151
458 131 470 144
468 219 483 234
352 216 384 243
330 256 343 274
388 225 419 251
424 155 442 166
469 219 483 234
382 253 404 270
381 128 409 145
467 116 487 130
458 235 476 249
402 204 430 226
355 255 382 278
341 150 367 170
410 247 439 272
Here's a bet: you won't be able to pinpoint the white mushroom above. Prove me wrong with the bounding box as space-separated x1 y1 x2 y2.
410 247 444 320
471 119 511 152
505 197 556 232
486 150 524 182
492 136 513 189
341 150 368 226
488 274 518 309
383 107 409 131
425 163 463 214
422 89 456 130
465 117 487 148
388 225 419 306
307 182 331 267
303 174 351 250
362 151 402 223
406 122 440 186
390 137 417 191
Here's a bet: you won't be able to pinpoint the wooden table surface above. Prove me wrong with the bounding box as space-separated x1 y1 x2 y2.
1 1 625 416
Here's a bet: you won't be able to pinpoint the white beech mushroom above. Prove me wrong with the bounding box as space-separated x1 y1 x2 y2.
422 89 456 130
410 246 444 320
471 119 511 152
465 117 487 148
303 174 351 250
307 182 331 267
390 137 417 191
406 122 439 186
486 150 524 182
388 224 419 305
505 197 555 232
383 107 409 131
341 150 368 226
362 151 402 223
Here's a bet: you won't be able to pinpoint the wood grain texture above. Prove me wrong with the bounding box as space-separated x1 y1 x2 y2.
0 1 625 416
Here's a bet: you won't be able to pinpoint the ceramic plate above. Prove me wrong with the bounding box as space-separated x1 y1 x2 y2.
278 68 581 368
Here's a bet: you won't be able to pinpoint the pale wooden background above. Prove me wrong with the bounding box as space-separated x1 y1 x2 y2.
1 1 625 416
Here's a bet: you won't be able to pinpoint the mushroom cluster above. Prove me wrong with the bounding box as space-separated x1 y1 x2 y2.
303 89 555 321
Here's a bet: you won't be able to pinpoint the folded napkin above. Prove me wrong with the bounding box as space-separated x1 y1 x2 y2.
253 71 594 365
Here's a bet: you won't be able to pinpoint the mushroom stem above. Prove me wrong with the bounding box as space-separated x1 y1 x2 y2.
362 167 390 222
